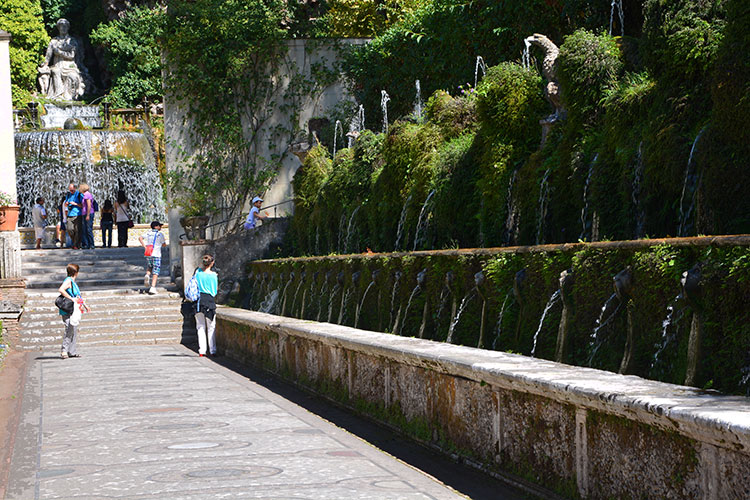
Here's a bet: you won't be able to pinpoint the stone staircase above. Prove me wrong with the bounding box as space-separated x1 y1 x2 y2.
16 247 197 351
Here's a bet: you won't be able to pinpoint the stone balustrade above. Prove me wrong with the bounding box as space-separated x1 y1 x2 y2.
216 307 750 499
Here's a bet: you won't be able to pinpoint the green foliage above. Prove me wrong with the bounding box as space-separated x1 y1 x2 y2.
0 0 49 106
424 90 477 139
163 0 286 219
322 0 428 38
89 5 163 107
557 29 623 126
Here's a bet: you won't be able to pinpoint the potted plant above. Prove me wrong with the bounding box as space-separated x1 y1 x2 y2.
176 192 211 241
0 192 20 231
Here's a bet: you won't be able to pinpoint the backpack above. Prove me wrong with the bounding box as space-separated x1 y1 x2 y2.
185 273 200 302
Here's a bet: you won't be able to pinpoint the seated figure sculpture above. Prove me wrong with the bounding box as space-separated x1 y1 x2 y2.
37 19 92 101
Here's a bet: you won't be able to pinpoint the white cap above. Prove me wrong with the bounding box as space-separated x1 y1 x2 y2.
252 196 263 204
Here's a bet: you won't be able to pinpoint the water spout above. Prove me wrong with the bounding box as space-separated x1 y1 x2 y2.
522 38 532 70
333 120 344 158
678 128 705 237
381 90 390 134
394 194 412 251
530 289 561 357
536 168 551 245
414 80 423 122
475 56 487 88
345 205 362 253
413 189 436 250
355 270 379 328
609 0 625 37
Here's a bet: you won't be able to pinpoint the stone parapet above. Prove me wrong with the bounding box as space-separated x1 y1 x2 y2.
216 307 750 500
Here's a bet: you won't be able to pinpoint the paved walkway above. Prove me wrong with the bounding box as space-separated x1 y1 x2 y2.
4 346 527 500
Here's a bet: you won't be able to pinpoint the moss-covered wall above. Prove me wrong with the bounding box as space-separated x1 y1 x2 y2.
233 236 750 396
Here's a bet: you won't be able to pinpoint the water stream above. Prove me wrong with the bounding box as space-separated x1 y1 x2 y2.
394 194 413 251
587 293 621 365
536 168 551 245
650 294 686 372
678 128 705 237
609 0 625 36
381 90 391 134
349 105 365 148
414 80 423 121
492 292 512 350
503 170 520 246
413 189 436 250
580 154 597 241
333 120 344 157
632 143 646 238
345 205 362 253
522 38 532 70
474 56 487 88
446 288 476 344
530 289 562 357
327 283 341 323
355 279 377 328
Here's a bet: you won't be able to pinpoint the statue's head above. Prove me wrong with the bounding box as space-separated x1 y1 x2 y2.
56 18 70 35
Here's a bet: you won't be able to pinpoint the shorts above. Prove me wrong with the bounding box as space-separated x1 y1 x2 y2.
146 256 161 276
35 227 45 239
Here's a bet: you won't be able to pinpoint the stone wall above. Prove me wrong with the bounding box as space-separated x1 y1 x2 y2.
216 307 750 499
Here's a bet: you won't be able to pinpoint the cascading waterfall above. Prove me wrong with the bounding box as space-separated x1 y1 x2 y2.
580 154 598 241
414 80 423 122
394 194 412 251
381 90 390 134
609 0 625 37
536 168 551 245
474 56 487 88
530 289 562 357
632 143 646 239
412 189 436 251
333 120 344 158
15 130 166 227
678 128 706 237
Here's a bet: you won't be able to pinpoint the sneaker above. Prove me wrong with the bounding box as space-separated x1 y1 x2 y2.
68 353 81 358
148 287 157 295
60 351 68 359
144 274 150 287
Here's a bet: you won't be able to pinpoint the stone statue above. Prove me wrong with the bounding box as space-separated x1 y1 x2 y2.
37 19 93 101
525 33 564 123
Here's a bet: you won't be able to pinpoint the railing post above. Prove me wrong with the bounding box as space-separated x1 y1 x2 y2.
102 101 110 128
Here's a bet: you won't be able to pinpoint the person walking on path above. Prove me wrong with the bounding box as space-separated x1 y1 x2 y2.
243 196 268 230
80 183 95 249
64 183 83 249
139 220 167 295
194 254 218 357
57 263 89 358
32 197 47 249
100 199 114 248
115 190 131 247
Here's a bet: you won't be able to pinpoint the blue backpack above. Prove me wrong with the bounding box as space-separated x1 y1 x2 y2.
185 272 200 302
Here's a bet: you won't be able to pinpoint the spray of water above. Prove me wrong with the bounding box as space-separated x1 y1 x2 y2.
333 120 344 157
413 190 436 251
536 168 552 245
381 90 391 134
414 80 424 121
530 289 562 357
522 38 532 70
609 0 625 36
678 128 706 237
394 194 413 251
580 154 598 241
474 56 487 89
446 289 476 344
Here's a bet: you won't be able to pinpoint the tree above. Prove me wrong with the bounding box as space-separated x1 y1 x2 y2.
0 0 49 106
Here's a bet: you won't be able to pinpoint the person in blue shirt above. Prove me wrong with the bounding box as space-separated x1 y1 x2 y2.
194 254 218 356
57 263 89 358
64 183 83 249
243 196 268 230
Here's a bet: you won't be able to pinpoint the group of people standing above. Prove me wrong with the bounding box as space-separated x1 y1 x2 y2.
34 183 135 249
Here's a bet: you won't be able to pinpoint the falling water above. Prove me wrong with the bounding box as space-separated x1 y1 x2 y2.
678 128 706 237
345 205 362 253
327 283 342 323
522 38 532 70
389 272 403 329
650 294 686 372
740 365 750 395
316 276 330 322
474 56 487 88
398 284 422 335
381 90 391 134
290 274 306 318
502 170 520 246
414 80 424 121
413 189 436 251
259 289 280 314
446 289 476 344
280 274 294 316
394 194 413 251
355 279 377 328
632 143 646 239
580 154 598 241
348 105 365 148
15 130 166 226
536 168 552 245
588 293 621 364
338 287 353 324
492 292 512 350
337 212 347 253
40 103 101 128
333 120 344 157
530 290 562 357
609 0 625 37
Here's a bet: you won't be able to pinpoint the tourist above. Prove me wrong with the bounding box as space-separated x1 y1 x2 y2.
57 263 89 359
115 190 131 247
194 254 218 357
100 199 114 248
243 196 268 230
32 197 47 249
80 183 95 249
139 220 167 295
55 194 67 248
64 183 83 249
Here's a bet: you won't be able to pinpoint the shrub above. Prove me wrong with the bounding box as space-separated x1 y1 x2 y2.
557 29 623 126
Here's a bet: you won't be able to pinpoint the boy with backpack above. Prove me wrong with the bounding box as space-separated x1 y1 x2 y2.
139 221 167 295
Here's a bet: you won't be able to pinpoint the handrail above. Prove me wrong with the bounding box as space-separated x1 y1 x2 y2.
179 199 294 239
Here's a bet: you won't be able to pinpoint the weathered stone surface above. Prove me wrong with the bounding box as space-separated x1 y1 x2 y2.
216 307 750 499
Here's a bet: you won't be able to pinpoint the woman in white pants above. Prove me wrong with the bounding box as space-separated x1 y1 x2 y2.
194 254 218 356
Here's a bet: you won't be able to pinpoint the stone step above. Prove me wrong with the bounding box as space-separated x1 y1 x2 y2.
18 324 194 340
25 277 173 289
16 333 197 350
22 263 153 274
20 312 186 329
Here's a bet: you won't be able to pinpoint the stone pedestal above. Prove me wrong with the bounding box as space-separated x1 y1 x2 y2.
0 231 22 279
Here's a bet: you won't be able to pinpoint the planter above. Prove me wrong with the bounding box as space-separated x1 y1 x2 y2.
180 216 210 240
0 206 20 231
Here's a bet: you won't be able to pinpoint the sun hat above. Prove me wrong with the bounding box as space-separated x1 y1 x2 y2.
150 220 163 229
252 196 263 204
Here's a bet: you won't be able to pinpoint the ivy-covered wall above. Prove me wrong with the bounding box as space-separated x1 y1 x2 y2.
234 237 750 396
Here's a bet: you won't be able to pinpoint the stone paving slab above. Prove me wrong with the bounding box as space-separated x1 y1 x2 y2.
5 345 470 500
